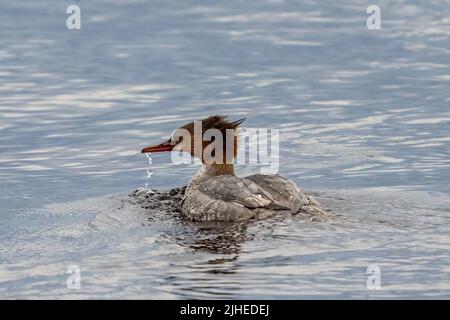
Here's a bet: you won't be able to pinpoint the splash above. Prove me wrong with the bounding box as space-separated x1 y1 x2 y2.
144 153 154 189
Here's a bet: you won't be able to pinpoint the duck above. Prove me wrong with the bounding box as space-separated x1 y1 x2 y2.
141 115 327 221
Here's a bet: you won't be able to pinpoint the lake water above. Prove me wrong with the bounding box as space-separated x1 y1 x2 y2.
1 0 449 299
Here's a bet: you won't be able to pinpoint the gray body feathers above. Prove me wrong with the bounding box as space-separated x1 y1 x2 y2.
181 173 327 222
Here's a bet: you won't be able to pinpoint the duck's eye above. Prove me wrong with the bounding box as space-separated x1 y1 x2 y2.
170 135 183 145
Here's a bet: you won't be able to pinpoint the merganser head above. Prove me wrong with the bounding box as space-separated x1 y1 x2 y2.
141 115 245 165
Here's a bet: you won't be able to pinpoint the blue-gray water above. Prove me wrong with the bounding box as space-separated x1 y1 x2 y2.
1 0 450 299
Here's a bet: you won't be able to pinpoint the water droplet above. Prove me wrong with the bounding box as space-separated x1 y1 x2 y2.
144 153 153 188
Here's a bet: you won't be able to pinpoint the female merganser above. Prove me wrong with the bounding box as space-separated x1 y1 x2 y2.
141 115 327 222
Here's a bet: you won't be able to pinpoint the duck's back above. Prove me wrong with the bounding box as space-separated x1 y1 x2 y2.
181 173 327 222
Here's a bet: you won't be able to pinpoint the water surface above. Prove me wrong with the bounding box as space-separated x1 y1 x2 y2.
0 0 449 299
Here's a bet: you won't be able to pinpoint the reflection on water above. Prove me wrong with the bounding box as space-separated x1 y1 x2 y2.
179 222 251 255
1 0 450 298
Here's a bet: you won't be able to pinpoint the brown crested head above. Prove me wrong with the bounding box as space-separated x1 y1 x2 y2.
142 115 245 166
180 115 245 163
